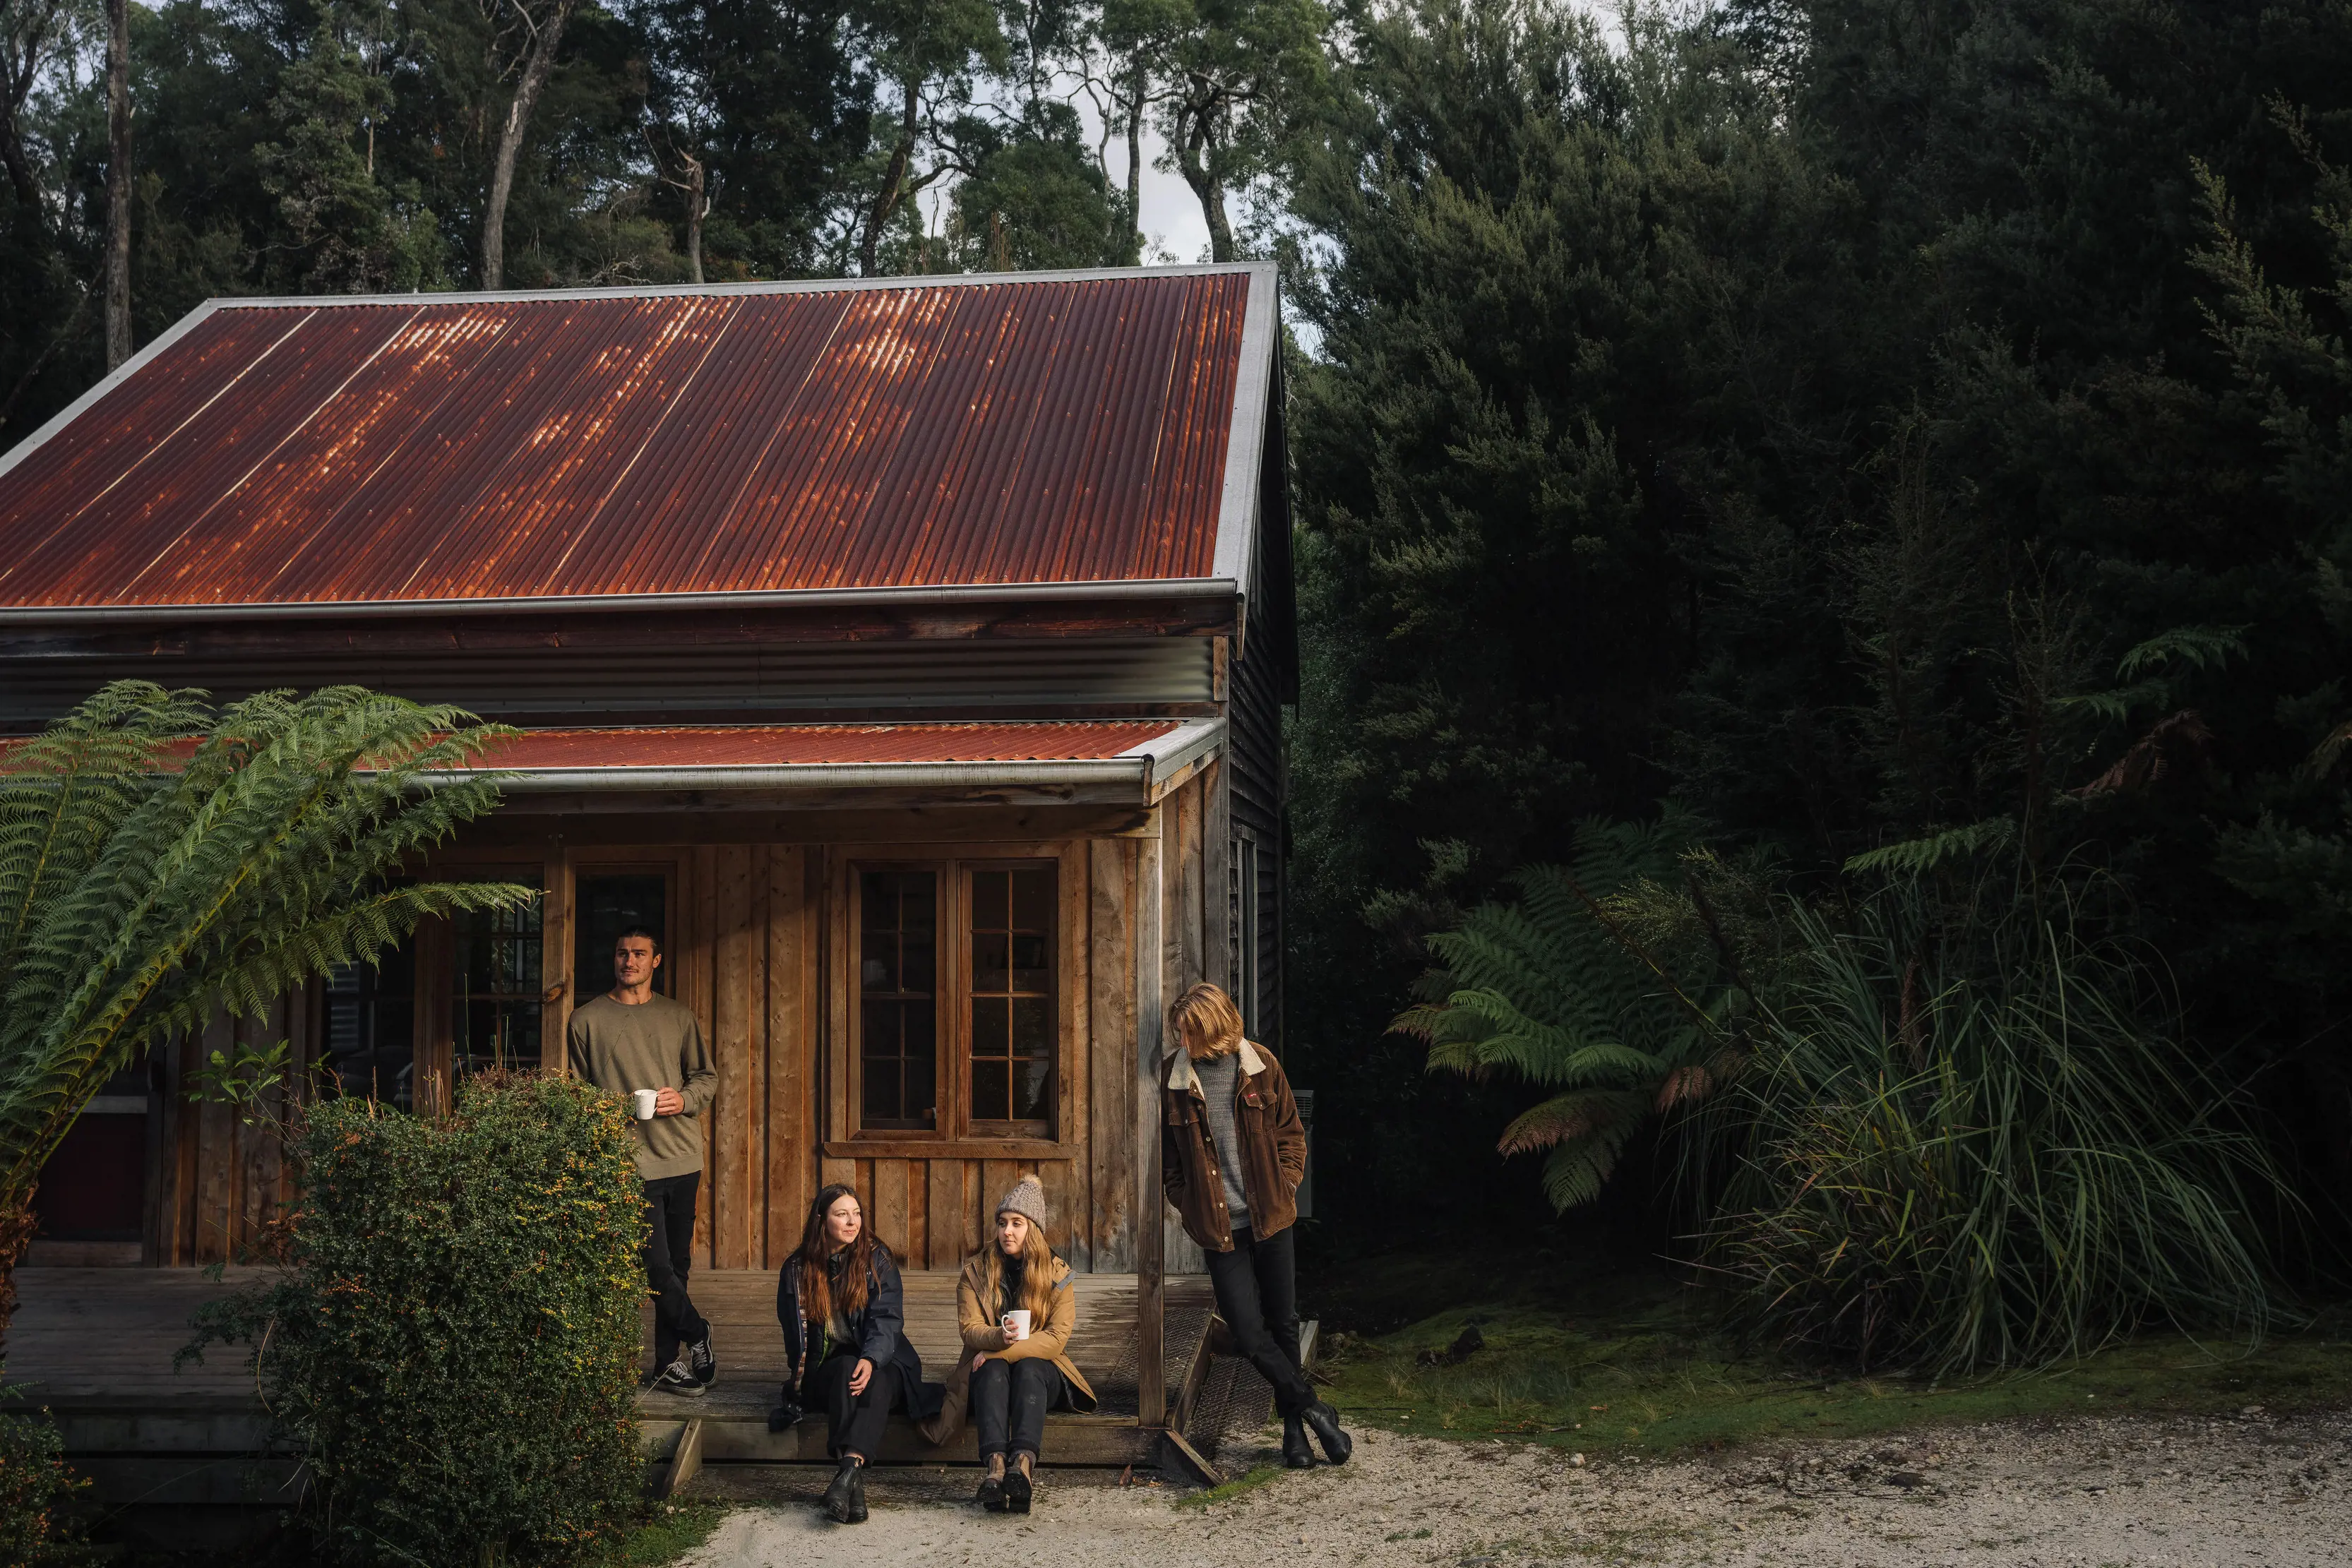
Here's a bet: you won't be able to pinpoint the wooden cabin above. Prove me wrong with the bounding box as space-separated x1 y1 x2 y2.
0 265 1296 1498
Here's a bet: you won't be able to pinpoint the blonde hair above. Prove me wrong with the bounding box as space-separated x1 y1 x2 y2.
976 1214 1057 1322
1170 981 1244 1060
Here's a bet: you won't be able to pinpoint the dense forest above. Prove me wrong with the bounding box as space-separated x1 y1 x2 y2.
10 0 2352 1361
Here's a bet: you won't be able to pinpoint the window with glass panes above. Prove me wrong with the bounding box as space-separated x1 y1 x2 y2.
969 866 1055 1130
859 870 938 1129
325 942 417 1108
451 879 543 1073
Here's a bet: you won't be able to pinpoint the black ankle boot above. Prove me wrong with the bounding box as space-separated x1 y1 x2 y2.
1004 1457 1033 1514
822 1456 860 1523
847 1461 868 1524
1282 1412 1316 1469
1302 1401 1351 1466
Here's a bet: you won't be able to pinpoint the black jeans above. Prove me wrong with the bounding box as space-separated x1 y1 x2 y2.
971 1355 1066 1459
808 1347 900 1460
1205 1223 1314 1418
643 1173 710 1370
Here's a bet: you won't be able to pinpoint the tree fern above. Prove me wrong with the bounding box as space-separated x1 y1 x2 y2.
1397 818 1741 1211
0 682 532 1323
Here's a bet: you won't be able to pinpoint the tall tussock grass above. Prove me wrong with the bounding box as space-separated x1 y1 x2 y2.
1411 822 2298 1373
1707 887 2293 1373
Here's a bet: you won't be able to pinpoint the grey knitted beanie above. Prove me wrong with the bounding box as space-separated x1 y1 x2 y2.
996 1174 1049 1229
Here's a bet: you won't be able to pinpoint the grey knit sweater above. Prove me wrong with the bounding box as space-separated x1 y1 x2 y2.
1193 1051 1251 1227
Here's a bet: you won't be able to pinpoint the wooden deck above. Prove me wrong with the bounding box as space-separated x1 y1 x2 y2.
633 1268 1213 1468
6 1265 1216 1540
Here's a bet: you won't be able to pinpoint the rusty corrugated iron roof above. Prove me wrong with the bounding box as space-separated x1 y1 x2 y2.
0 269 1271 613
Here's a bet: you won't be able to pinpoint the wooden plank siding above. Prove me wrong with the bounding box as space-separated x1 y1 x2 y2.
130 805 1214 1299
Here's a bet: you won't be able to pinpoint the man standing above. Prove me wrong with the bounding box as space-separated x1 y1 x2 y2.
568 926 719 1395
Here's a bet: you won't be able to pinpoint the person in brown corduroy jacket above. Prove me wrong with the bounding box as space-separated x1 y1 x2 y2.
1160 981 1349 1470
919 1175 1097 1512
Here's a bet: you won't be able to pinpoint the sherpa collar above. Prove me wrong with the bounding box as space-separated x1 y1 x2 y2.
1162 1037 1267 1096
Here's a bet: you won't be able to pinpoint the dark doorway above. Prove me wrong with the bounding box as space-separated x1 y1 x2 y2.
32 1065 148 1241
575 873 671 1004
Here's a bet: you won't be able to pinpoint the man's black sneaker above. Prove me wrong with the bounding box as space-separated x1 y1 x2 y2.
688 1334 717 1388
653 1352 705 1397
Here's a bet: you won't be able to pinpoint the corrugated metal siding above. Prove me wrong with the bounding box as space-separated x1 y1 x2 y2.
0 273 1252 610
0 637 1217 727
467 721 1177 770
1229 606 1286 1047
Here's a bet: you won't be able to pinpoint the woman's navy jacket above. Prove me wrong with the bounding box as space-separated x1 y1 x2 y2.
775 1243 943 1420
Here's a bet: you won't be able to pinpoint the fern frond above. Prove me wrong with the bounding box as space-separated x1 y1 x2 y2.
1844 818 2016 878
0 681 520 1207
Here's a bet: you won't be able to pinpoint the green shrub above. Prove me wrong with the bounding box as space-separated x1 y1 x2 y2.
1409 825 2295 1373
191 1072 646 1567
1711 889 2292 1374
0 1402 90 1565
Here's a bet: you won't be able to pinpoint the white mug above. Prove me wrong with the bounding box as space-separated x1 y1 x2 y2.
1003 1309 1032 1341
631 1089 658 1121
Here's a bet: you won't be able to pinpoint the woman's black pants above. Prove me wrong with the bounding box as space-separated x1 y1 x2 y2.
1204 1224 1315 1418
971 1355 1066 1458
806 1349 900 1460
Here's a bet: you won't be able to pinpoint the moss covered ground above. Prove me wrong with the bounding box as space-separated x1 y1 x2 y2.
1304 1242 2352 1456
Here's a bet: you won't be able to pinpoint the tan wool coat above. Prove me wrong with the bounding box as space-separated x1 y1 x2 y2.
916 1250 1098 1448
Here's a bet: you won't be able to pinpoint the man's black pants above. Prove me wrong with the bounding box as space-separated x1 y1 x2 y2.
643 1172 710 1370
1204 1223 1315 1418
808 1348 900 1459
971 1355 1067 1459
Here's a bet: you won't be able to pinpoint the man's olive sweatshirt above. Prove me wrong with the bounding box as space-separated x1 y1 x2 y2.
566 993 719 1180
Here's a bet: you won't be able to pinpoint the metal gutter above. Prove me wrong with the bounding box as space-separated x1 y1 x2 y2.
440 719 1225 797
0 577 1241 627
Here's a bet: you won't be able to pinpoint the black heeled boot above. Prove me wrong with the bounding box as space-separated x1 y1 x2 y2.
1302 1401 1351 1466
822 1456 861 1523
1282 1412 1316 1469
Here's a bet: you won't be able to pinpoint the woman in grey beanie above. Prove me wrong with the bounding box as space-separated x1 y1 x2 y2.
919 1174 1097 1512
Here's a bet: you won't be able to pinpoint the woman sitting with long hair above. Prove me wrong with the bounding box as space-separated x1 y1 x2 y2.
772 1183 941 1524
919 1175 1097 1512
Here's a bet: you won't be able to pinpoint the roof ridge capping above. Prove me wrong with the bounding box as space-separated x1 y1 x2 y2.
204 260 1275 313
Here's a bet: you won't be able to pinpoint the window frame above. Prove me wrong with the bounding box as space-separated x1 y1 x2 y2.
851 862 947 1132
827 844 1082 1158
569 859 679 1005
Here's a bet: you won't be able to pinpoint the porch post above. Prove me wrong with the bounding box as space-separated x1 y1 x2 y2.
1135 802 1166 1427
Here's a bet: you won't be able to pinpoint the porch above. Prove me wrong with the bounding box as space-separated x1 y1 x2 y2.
7 1264 1250 1543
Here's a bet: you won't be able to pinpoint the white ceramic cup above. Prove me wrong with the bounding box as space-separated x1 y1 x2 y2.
631 1089 658 1121
1004 1309 1032 1341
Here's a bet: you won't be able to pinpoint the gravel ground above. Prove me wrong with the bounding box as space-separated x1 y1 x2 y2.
681 1407 2352 1567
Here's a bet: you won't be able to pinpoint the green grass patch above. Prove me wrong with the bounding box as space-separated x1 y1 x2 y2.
1310 1249 2352 1457
596 1501 726 1565
1176 1463 1290 1508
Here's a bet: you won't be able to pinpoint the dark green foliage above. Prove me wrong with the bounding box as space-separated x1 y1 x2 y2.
187 1074 646 1567
1712 885 2289 1372
0 1403 90 1566
1284 0 2352 1262
1397 818 1742 1211
0 681 530 1225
